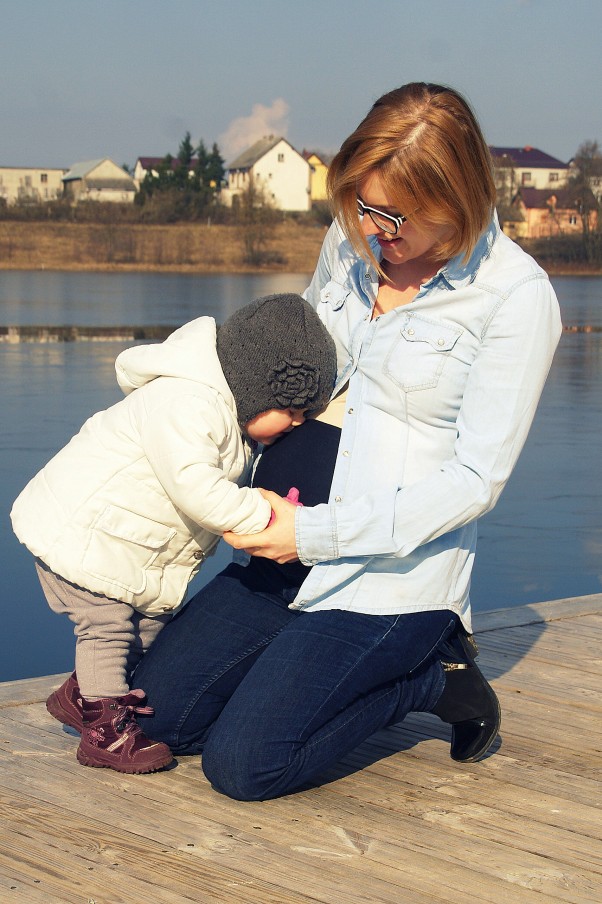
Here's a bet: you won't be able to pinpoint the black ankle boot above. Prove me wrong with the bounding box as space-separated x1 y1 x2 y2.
431 629 501 763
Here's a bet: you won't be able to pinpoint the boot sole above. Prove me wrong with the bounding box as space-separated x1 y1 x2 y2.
76 746 174 774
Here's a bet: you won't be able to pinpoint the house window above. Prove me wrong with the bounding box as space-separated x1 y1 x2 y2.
549 173 558 182
40 173 48 183
521 172 532 185
569 215 578 225
278 153 284 162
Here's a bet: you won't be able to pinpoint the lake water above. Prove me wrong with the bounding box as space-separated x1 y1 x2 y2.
1 271 601 682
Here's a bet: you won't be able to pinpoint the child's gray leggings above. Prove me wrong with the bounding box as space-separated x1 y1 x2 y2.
35 559 170 699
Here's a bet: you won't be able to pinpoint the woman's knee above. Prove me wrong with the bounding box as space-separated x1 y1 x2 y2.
201 723 292 801
202 739 266 801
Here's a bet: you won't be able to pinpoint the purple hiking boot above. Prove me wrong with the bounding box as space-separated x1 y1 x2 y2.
77 689 173 774
46 671 83 733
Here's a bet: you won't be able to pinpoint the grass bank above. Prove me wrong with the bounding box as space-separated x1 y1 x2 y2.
0 221 327 274
0 220 600 276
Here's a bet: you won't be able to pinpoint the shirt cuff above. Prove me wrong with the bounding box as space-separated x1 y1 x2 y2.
295 503 337 565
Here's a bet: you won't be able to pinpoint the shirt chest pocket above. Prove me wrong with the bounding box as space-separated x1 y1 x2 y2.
384 314 462 392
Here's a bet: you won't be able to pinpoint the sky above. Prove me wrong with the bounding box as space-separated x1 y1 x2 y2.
1 0 601 171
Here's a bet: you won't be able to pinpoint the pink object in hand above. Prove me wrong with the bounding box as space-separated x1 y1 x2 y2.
269 487 303 525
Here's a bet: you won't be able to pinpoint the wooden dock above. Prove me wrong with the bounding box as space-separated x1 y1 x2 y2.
1 595 601 903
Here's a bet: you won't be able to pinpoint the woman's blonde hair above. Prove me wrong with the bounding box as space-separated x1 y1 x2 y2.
327 83 496 269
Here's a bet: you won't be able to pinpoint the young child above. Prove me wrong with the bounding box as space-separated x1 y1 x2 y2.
11 293 337 774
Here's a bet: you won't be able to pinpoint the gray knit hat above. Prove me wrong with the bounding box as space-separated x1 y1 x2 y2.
216 293 337 429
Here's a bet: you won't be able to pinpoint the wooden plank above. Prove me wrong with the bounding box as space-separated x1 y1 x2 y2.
0 673 69 708
2 707 600 904
473 594 602 632
0 795 316 904
1 596 601 904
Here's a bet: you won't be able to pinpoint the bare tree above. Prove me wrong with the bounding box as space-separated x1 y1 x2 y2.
569 140 602 261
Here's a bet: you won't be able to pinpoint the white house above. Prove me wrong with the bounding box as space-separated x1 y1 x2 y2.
222 136 311 212
62 159 136 203
0 166 66 205
490 146 569 195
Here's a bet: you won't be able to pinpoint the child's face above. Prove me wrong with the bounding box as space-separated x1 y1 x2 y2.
244 408 307 445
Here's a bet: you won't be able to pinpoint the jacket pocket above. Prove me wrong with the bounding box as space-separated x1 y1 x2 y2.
83 505 177 595
384 313 462 392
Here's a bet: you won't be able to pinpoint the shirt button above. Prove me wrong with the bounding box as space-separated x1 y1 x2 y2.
347 407 354 414
437 338 445 346
193 550 205 561
342 450 349 456
408 328 415 336
335 496 342 502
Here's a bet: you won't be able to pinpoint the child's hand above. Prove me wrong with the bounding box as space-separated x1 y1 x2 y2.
224 489 299 562
268 487 302 525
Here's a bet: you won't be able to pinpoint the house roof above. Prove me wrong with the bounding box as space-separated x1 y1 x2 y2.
302 150 334 166
63 157 134 187
515 186 596 209
136 156 199 171
0 165 67 173
62 159 107 182
227 136 296 170
490 146 568 170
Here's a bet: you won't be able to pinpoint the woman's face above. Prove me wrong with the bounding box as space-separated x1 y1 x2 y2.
357 172 453 269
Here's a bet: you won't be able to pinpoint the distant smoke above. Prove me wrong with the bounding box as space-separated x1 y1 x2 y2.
219 98 290 161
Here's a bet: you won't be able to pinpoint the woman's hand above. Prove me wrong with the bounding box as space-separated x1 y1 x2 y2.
223 489 300 563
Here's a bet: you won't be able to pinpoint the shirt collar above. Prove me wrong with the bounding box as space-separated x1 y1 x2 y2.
364 212 500 293
429 213 500 290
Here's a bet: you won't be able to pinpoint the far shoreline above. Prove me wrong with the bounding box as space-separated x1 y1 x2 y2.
0 260 600 277
0 220 600 277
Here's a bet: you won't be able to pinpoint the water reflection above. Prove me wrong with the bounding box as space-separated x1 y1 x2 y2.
1 272 601 681
0 270 311 326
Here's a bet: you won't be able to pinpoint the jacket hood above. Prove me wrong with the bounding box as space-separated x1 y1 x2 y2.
115 317 233 406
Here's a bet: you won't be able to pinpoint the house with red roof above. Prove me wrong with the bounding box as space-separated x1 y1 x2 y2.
505 186 597 239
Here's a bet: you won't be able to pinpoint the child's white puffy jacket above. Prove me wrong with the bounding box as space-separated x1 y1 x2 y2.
11 317 271 615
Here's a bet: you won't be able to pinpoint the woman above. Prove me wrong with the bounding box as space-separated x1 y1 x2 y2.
132 83 562 799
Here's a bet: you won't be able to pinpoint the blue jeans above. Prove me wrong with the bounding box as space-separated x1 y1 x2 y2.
134 564 454 800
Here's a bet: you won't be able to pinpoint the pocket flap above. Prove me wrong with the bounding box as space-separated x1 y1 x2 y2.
320 280 352 310
95 505 176 549
400 314 462 352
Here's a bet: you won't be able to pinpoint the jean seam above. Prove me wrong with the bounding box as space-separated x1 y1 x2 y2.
303 684 395 753
285 614 403 767
171 628 287 747
277 612 455 781
408 616 457 675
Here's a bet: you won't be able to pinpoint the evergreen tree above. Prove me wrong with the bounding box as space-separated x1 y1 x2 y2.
136 133 225 220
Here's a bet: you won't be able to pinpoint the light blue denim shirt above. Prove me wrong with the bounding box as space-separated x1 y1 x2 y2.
293 215 562 630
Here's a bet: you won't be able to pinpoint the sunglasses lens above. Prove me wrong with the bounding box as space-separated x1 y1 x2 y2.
371 212 398 234
357 199 402 234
